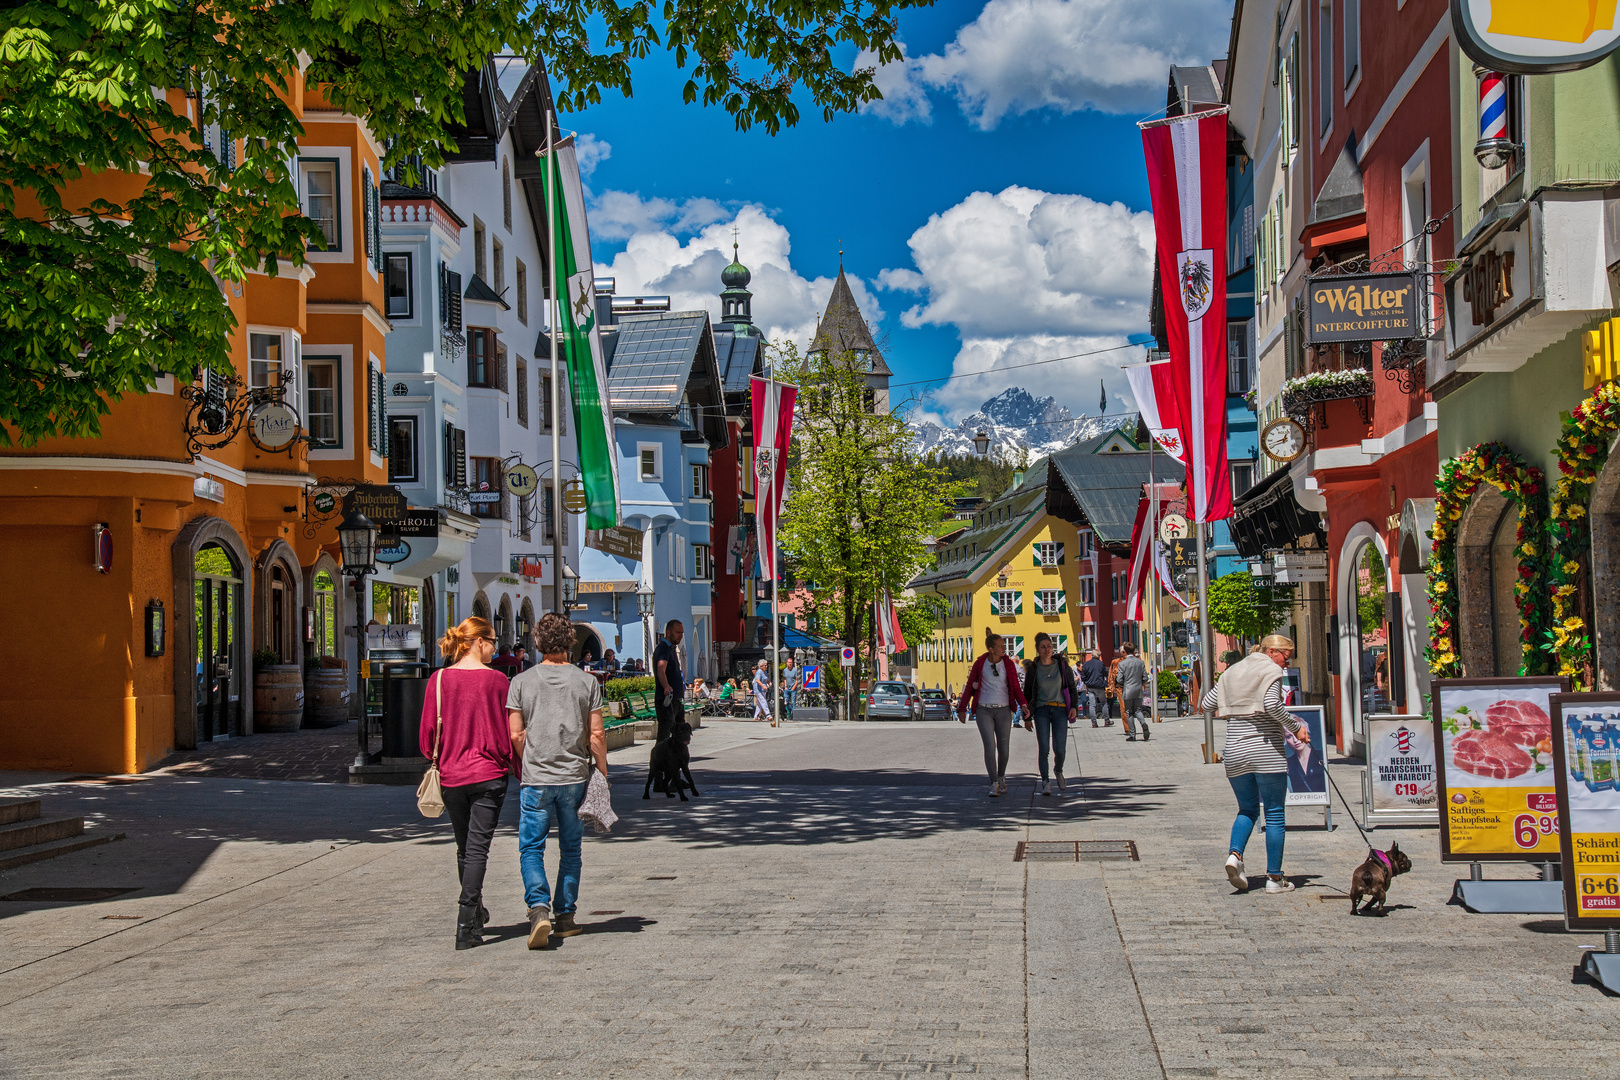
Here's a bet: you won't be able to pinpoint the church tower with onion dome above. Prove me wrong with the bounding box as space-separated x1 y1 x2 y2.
717 241 760 338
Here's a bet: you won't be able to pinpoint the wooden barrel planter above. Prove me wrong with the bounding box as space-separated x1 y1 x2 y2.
254 665 305 732
306 667 351 728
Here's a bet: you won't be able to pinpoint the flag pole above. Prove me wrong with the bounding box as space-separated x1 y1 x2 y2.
1197 518 1215 761
770 374 781 728
545 109 563 619
1149 428 1158 727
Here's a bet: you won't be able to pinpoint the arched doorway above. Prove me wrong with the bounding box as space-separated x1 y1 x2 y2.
257 541 302 667
519 597 536 655
1456 487 1521 677
1336 523 1389 752
173 517 253 748
496 594 514 649
1396 499 1436 711
471 591 491 627
572 624 604 665
305 554 343 664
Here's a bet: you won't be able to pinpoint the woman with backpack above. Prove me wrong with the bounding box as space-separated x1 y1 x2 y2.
1021 633 1078 795
420 616 517 950
956 629 1030 797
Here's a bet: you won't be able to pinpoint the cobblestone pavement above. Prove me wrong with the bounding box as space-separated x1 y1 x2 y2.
1 717 1618 1078
148 723 362 783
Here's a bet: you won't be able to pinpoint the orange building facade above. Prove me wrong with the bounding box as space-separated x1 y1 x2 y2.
0 74 391 773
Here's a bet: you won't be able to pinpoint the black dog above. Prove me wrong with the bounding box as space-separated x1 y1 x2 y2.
644 721 700 801
1349 842 1411 915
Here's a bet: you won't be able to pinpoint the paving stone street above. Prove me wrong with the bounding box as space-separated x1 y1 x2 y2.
3 716 1617 1079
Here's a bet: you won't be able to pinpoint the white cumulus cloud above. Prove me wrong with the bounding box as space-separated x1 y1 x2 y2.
876 0 1231 129
880 185 1155 421
574 133 611 178
855 46 932 125
592 199 884 348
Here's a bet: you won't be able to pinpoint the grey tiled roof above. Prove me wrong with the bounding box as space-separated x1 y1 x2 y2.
810 269 891 377
713 330 762 396
1047 440 1185 546
911 474 1049 589
606 312 710 411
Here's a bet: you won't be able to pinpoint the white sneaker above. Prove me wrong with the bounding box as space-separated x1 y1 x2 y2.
1040 780 1052 796
1224 853 1248 891
1264 877 1296 894
988 783 1000 798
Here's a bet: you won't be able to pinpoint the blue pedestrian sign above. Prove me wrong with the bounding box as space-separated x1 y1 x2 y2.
803 663 822 690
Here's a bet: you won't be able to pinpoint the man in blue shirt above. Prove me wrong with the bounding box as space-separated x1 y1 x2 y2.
652 620 684 742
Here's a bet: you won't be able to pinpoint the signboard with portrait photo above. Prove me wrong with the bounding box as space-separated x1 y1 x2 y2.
1550 693 1620 929
1433 676 1570 862
1284 706 1328 806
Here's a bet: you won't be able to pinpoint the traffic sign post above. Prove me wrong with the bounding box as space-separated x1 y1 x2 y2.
1159 513 1189 543
839 647 856 667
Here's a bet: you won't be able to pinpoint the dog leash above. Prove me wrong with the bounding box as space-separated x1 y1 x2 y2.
1324 765 1375 848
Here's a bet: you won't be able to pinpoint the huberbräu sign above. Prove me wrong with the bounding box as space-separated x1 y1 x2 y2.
1306 271 1421 344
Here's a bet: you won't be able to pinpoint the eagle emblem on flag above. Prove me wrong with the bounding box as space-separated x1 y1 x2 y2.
755 447 774 495
1177 249 1215 321
567 270 596 333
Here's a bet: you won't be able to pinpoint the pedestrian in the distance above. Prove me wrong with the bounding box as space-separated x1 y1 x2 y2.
1117 643 1149 741
781 655 799 721
752 659 773 722
652 620 685 742
1021 633 1077 795
420 616 515 951
508 613 608 948
956 629 1031 797
1079 650 1109 726
1204 634 1308 894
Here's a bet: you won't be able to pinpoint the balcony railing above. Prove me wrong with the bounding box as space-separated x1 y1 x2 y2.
1281 365 1373 427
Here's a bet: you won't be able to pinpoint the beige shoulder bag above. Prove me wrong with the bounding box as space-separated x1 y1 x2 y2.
416 670 446 818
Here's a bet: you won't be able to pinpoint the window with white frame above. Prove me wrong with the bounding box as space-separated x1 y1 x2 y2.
1082 623 1098 651
638 444 661 481
515 260 527 324
388 416 418 483
694 543 713 581
304 357 340 448
990 589 1020 615
1035 589 1065 615
385 253 412 318
1319 0 1333 136
1034 541 1062 566
473 218 486 281
692 464 710 498
1343 0 1359 89
1232 459 1256 497
300 159 339 248
1076 530 1094 560
492 237 505 295
249 332 284 388
1079 577 1096 606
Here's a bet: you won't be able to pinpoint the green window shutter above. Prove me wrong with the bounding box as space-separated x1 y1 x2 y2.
1056 635 1068 653
1058 592 1067 614
1014 592 1023 615
1033 546 1041 567
1056 542 1066 565
989 592 1001 616
362 168 374 267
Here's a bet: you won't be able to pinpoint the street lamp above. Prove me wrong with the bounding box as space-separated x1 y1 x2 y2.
972 430 990 458
636 582 655 666
337 509 378 769
562 565 578 607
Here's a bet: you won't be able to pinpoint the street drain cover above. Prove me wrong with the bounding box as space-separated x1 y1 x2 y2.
1 887 138 902
1014 841 1138 863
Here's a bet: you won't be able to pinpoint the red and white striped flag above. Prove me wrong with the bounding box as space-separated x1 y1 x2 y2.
750 376 797 582
1126 496 1189 621
1140 109 1232 523
1123 357 1186 462
876 591 907 654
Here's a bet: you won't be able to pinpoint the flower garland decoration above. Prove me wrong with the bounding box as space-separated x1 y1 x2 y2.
1545 382 1620 684
1427 442 1550 677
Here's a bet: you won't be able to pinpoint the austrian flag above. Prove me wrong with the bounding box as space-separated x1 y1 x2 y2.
750 376 797 582
1140 109 1232 523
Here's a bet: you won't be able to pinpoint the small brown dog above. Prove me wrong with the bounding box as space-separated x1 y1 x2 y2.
1349 842 1411 915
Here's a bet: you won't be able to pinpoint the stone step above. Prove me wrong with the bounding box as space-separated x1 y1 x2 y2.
0 798 42 826
0 815 83 853
0 830 125 873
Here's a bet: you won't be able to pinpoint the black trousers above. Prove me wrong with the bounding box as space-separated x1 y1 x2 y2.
654 694 680 742
442 777 508 907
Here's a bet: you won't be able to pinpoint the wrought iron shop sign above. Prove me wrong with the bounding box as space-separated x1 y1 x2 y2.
1306 272 1422 345
340 485 440 538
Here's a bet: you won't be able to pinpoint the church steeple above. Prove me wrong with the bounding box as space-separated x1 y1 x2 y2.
718 233 759 337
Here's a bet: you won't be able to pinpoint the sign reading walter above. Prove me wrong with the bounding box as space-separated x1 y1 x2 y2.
1307 271 1422 344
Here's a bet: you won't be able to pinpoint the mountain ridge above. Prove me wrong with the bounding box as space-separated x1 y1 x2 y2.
913 387 1139 462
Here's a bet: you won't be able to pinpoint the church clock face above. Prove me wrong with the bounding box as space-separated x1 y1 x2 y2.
1261 417 1307 463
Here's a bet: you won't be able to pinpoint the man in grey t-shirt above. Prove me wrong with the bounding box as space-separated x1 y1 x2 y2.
507 613 606 949
1116 643 1150 742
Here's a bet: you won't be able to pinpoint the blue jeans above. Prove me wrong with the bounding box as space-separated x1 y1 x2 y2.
783 689 797 719
519 781 587 915
1228 772 1289 876
1079 688 1103 720
1032 705 1069 780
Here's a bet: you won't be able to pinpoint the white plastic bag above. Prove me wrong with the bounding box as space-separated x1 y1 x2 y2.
578 770 618 835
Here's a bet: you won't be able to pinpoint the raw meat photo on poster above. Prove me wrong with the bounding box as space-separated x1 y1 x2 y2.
1436 684 1558 788
1559 703 1620 830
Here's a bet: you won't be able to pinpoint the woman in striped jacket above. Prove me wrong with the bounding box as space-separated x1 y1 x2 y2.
1201 634 1308 894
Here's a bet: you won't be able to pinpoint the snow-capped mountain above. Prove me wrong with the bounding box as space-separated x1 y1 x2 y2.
912 387 1138 461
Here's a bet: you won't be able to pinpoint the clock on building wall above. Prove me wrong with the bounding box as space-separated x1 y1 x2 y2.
1261 417 1307 463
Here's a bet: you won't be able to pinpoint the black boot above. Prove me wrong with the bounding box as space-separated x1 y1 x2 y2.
455 902 483 950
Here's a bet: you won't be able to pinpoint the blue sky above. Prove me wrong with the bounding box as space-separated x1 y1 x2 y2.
572 0 1232 424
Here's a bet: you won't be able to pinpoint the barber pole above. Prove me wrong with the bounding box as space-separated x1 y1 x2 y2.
1475 71 1514 169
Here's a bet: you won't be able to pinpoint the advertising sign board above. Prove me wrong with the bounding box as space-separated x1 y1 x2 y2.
248 401 300 452
1549 693 1620 928
1452 0 1620 73
1306 271 1422 344
1361 715 1440 826
587 525 644 561
1433 677 1570 861
1284 707 1328 806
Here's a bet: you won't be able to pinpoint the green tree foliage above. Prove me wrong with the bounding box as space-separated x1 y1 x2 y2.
0 0 926 446
1207 571 1295 640
1356 547 1386 631
925 452 1017 501
775 343 963 683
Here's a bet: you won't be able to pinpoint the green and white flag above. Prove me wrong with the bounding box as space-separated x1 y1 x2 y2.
545 138 621 529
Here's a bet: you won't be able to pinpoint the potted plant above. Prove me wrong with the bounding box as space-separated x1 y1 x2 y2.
1157 671 1186 716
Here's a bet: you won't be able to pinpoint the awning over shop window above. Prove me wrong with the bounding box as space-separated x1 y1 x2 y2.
1229 466 1326 559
